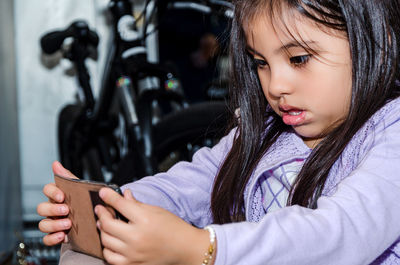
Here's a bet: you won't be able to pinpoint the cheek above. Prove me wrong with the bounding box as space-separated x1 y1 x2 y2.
258 71 272 99
310 78 352 121
259 76 281 114
309 63 351 108
258 70 268 90
330 69 352 118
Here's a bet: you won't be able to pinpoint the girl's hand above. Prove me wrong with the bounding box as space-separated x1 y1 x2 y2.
36 161 78 246
95 188 211 265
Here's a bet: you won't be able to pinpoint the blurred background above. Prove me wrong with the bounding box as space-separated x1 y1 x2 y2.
0 0 230 264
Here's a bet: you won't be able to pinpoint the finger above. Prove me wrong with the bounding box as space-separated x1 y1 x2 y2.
99 188 138 220
98 228 125 253
37 201 69 217
103 248 128 265
123 189 140 203
105 205 117 218
43 183 65 203
95 205 113 220
42 231 66 246
52 161 79 180
123 189 135 201
96 205 131 239
122 190 137 224
38 218 71 233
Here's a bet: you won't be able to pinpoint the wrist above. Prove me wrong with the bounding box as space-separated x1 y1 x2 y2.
202 226 216 265
182 226 217 265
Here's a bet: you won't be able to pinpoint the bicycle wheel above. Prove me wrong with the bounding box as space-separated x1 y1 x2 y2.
58 104 83 173
154 101 230 163
113 101 231 185
58 104 105 181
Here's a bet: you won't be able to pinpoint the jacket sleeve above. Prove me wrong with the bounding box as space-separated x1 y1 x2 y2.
121 128 236 228
211 115 400 265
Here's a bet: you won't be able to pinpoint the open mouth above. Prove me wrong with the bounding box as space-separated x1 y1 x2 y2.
279 106 306 126
287 110 302 116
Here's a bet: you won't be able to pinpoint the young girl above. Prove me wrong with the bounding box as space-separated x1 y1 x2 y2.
37 0 400 264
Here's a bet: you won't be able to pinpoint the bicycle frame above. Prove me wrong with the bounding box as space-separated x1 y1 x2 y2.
40 0 233 183
92 0 233 180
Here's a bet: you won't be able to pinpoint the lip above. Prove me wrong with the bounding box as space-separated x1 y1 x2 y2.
278 104 307 126
278 104 302 112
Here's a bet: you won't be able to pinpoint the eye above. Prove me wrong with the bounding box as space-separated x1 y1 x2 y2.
253 58 268 69
290 54 312 67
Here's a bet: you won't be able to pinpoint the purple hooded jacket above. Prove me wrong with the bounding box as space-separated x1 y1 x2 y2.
122 97 400 265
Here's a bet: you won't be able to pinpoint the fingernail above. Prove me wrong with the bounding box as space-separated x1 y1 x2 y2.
59 206 67 214
99 189 105 198
62 220 70 229
56 193 63 202
96 221 101 229
57 232 64 240
94 206 98 214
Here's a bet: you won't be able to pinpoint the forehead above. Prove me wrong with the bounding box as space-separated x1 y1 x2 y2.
242 1 296 36
244 5 312 41
244 7 346 52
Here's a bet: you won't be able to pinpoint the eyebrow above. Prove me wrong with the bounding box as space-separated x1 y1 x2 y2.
246 40 317 58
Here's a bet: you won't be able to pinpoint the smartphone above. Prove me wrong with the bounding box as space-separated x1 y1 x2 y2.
54 175 128 222
89 182 129 223
55 174 132 258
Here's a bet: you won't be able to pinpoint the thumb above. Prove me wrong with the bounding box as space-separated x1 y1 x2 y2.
99 188 139 221
52 161 79 179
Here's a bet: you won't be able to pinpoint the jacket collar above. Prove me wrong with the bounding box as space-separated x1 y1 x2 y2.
244 131 312 220
244 97 400 220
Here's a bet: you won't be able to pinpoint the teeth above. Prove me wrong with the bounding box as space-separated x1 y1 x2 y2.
288 111 302 115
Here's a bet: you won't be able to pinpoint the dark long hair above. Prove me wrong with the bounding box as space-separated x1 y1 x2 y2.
211 0 400 224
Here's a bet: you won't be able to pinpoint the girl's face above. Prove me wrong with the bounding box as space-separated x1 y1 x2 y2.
246 13 352 148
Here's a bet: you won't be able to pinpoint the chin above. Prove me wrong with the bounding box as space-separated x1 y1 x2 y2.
294 128 324 144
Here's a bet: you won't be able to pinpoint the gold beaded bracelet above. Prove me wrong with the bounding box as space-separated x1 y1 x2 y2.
202 226 216 265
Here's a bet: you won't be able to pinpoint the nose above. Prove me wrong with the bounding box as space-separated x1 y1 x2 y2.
264 68 294 98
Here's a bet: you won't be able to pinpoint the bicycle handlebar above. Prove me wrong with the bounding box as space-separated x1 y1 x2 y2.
40 20 99 55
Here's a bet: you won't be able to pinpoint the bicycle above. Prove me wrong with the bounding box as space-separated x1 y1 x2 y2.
40 0 233 186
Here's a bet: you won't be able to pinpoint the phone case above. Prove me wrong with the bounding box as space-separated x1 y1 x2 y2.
54 174 121 259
